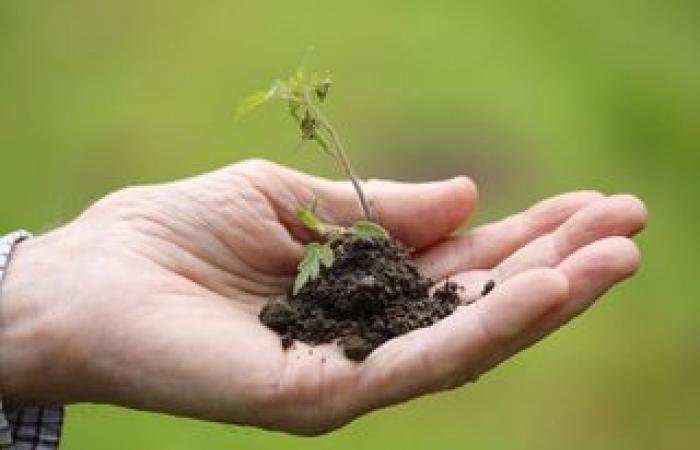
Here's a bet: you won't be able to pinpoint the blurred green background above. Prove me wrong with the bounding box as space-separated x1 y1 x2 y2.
1 1 698 449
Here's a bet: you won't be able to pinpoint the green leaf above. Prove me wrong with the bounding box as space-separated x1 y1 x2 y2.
318 243 335 268
234 81 282 120
351 220 388 239
234 90 269 119
293 268 310 296
293 242 334 295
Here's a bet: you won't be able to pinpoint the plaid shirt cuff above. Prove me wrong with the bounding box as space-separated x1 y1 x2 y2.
1 231 65 449
0 404 64 450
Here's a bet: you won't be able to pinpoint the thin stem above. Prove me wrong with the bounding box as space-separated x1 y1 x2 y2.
323 122 374 221
303 90 374 221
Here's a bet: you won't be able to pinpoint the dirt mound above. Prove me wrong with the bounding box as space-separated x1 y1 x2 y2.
260 234 462 361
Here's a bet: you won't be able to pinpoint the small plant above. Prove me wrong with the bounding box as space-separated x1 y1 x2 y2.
237 66 388 294
239 63 463 361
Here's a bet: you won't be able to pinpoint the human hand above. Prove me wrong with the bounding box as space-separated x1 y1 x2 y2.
0 159 646 434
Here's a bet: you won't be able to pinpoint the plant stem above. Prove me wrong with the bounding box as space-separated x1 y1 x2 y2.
326 126 374 221
303 90 374 221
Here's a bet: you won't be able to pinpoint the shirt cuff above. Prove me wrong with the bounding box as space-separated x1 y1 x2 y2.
0 404 64 450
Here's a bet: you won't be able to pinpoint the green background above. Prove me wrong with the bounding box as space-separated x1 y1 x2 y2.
1 1 698 449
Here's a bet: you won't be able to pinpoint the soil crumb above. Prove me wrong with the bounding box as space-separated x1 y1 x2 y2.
481 280 496 296
260 234 462 361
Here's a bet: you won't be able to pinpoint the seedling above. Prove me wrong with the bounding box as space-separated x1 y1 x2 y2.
239 63 463 361
237 66 388 293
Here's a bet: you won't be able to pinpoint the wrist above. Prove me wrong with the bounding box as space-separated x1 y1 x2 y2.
0 234 66 406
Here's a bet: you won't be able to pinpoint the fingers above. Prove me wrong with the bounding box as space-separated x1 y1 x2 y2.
355 235 641 414
355 268 569 411
417 190 604 279
479 236 641 374
442 194 646 304
495 194 647 280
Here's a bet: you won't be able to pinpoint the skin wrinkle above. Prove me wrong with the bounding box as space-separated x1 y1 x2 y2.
411 328 449 395
264 175 336 243
553 226 572 266
168 166 298 278
134 231 273 307
85 304 165 403
153 186 288 288
174 174 295 278
493 217 526 276
356 330 422 409
225 170 314 275
476 289 517 345
309 356 333 428
68 275 172 402
301 345 342 431
213 181 287 262
326 356 361 432
229 164 310 239
94 284 264 411
93 300 212 407
352 333 403 412
464 304 501 375
258 347 346 429
124 209 283 301
267 356 339 435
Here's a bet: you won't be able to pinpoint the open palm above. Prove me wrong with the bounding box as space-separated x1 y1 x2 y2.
6 159 645 435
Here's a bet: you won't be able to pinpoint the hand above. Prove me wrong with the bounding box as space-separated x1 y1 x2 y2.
0 159 646 435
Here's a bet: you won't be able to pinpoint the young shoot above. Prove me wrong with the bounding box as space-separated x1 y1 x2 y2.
236 65 388 294
236 66 373 221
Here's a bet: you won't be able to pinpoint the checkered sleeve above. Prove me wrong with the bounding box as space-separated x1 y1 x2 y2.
0 404 64 450
1 231 65 449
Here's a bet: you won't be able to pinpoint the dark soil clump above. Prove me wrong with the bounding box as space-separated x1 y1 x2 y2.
260 234 462 361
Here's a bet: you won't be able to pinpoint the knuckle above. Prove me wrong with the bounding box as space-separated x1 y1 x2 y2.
233 158 279 175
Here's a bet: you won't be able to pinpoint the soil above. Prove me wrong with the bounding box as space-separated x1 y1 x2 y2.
481 279 496 296
259 234 464 361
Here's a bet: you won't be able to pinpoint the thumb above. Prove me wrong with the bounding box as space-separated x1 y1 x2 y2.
310 176 478 250
227 160 478 251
